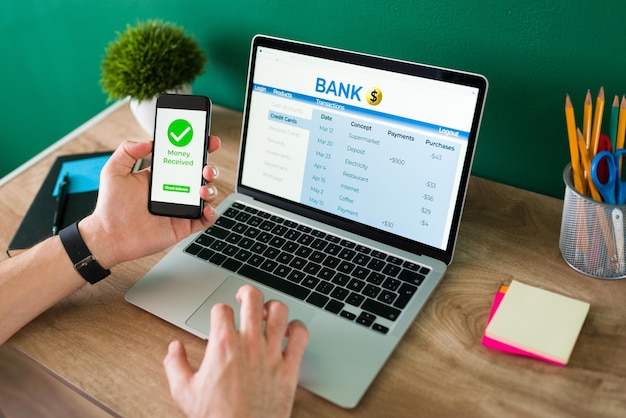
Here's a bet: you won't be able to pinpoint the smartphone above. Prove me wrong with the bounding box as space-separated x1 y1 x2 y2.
148 94 211 219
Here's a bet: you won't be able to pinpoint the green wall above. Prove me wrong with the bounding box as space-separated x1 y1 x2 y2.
2 1 626 198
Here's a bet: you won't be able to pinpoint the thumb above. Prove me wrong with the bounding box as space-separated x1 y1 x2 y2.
163 340 194 400
103 140 152 177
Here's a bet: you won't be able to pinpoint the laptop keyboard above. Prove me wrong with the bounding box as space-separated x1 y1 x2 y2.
184 202 430 334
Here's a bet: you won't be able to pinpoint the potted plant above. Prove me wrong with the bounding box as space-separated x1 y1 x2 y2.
100 19 207 135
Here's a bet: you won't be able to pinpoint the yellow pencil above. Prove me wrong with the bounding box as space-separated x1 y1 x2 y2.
565 95 584 193
577 128 601 201
617 95 626 151
583 90 592 149
590 87 605 156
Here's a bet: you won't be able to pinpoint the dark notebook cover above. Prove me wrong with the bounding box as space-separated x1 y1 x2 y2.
6 151 113 257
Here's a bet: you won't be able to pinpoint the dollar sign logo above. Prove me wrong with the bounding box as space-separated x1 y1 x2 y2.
366 87 382 106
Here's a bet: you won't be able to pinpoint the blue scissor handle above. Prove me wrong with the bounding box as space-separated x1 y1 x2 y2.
591 151 616 204
614 149 626 205
591 150 626 205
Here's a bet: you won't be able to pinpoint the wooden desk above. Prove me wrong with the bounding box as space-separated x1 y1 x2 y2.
1 103 625 417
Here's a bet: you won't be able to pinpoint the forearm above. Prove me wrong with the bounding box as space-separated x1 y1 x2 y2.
0 139 220 345
0 235 86 344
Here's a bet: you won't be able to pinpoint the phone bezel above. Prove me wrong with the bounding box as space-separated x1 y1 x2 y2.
148 94 211 219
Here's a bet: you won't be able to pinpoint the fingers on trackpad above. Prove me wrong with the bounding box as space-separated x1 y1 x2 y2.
185 276 316 335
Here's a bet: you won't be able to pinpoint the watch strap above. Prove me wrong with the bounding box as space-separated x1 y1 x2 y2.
59 221 111 284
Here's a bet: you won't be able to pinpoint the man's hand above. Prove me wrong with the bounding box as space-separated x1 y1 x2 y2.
163 285 309 418
79 137 221 268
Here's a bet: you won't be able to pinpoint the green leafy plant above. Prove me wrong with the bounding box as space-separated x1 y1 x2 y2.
100 19 207 102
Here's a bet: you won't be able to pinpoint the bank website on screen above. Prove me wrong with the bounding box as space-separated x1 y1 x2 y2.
241 47 480 250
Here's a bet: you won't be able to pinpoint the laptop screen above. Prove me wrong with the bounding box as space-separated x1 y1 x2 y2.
238 36 487 263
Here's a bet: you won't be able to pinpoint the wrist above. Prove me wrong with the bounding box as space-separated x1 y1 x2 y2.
58 221 111 284
76 215 118 270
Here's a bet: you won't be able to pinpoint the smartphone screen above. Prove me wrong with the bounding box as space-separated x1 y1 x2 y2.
149 94 211 219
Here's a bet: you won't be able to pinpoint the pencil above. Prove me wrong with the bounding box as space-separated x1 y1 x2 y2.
617 95 626 151
610 95 619 152
578 128 601 201
590 87 605 156
583 90 592 149
565 95 584 193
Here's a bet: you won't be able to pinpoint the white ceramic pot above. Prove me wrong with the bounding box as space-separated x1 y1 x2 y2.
129 84 192 137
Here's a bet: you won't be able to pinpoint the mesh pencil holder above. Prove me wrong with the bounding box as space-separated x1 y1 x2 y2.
559 164 626 279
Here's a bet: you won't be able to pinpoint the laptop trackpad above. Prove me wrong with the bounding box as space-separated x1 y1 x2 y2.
186 276 316 337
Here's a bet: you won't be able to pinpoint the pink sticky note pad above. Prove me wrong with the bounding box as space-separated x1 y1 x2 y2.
482 291 565 366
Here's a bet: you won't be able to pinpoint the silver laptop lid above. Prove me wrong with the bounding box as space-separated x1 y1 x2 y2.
237 35 488 264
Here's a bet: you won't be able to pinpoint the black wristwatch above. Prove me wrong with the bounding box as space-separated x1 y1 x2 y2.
59 221 111 284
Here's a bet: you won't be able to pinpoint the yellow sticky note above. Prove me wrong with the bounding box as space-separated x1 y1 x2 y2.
485 280 590 365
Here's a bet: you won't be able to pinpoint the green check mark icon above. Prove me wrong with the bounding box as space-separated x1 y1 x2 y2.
168 119 194 147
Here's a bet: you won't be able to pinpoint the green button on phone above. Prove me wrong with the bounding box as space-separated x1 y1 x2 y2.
163 184 191 193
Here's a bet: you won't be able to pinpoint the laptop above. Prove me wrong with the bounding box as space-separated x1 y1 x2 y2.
126 35 488 408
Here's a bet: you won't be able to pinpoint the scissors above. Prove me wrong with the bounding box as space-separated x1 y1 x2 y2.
590 149 626 204
612 208 625 273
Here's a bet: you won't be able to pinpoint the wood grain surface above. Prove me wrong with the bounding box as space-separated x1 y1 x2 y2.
0 103 624 417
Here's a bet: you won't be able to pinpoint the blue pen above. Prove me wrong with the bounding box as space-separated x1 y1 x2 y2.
52 173 70 235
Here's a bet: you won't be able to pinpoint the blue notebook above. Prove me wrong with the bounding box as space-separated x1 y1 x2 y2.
6 151 112 257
